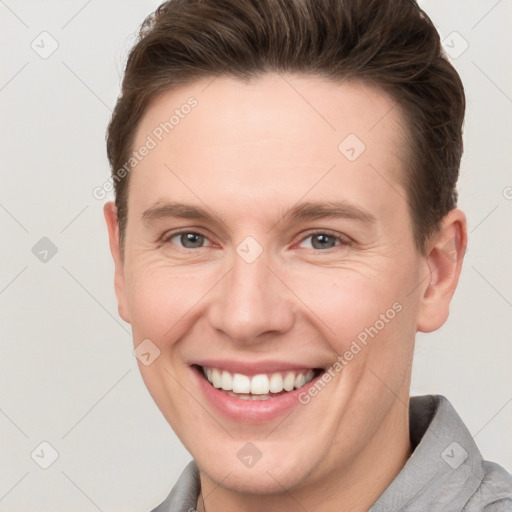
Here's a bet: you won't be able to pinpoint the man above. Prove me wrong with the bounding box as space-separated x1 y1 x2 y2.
104 0 512 510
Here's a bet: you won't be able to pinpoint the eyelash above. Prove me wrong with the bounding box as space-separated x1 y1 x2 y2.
160 229 352 251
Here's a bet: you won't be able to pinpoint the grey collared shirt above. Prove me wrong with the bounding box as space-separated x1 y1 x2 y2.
151 395 512 511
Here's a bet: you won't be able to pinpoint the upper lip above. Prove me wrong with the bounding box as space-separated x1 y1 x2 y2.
193 359 322 376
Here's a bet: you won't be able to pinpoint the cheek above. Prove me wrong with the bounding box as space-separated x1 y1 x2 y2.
286 262 420 371
124 247 422 355
124 261 216 344
292 270 403 335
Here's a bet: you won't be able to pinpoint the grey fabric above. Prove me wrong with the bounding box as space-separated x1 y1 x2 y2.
150 395 512 511
151 461 201 512
369 395 512 511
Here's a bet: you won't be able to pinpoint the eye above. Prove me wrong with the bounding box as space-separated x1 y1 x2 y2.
163 231 212 249
298 231 351 250
160 230 349 251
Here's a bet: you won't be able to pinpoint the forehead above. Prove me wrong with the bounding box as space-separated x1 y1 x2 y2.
128 74 408 218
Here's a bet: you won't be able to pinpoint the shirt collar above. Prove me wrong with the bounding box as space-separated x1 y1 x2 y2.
154 395 487 512
370 394 485 511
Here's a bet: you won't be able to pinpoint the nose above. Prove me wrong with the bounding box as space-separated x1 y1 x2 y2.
206 249 296 344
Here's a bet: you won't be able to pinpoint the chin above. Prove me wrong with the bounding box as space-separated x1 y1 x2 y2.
196 447 316 495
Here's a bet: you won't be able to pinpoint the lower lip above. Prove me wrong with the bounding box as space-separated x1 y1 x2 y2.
192 366 324 423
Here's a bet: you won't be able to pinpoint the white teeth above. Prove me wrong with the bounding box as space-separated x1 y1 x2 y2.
202 366 317 397
232 373 251 394
221 371 232 391
283 372 295 391
211 368 222 388
250 374 269 395
269 373 283 393
294 373 306 388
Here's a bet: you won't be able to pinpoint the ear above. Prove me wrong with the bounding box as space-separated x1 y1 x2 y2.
417 208 467 333
104 202 131 324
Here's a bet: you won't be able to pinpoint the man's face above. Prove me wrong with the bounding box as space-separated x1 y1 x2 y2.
110 75 431 494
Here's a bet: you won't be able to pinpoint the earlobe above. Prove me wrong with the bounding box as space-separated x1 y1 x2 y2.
103 202 131 324
417 209 467 333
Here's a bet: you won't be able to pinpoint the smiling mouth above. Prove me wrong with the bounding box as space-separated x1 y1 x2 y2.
194 365 324 400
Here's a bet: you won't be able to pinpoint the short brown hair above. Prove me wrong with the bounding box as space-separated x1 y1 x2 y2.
106 0 465 252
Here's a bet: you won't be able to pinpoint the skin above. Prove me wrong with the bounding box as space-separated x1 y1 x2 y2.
104 74 467 512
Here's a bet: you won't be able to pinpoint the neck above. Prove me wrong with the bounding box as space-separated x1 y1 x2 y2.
197 399 411 512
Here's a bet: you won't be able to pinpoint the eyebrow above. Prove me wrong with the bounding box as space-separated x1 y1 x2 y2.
280 200 376 224
141 200 376 228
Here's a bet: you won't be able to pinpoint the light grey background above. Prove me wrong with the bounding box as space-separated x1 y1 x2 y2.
0 1 511 510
